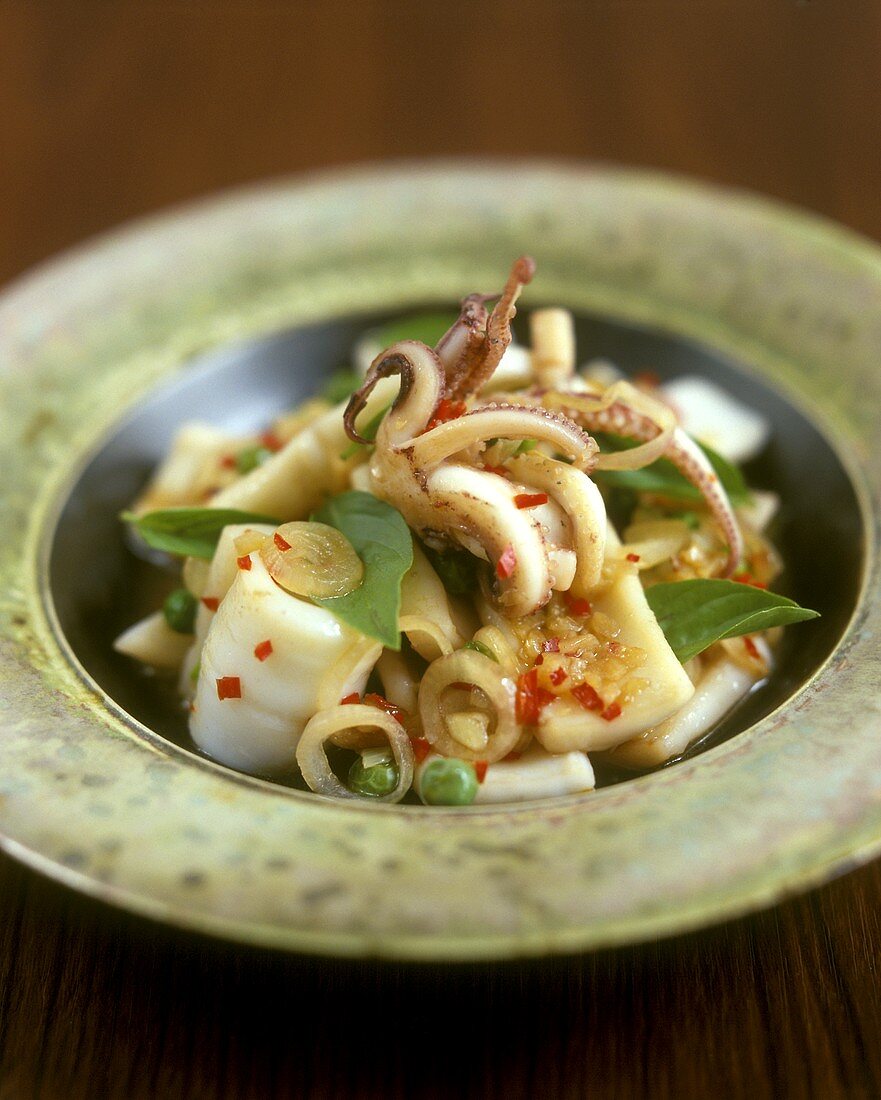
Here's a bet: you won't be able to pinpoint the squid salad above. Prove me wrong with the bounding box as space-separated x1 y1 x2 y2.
118 258 817 806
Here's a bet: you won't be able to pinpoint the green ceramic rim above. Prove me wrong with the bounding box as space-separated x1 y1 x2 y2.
1 161 879 960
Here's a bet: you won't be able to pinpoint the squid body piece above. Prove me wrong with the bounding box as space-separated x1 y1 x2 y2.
415 743 595 804
659 376 770 465
474 743 595 803
608 646 768 768
135 421 239 511
210 379 397 520
190 553 381 774
536 531 695 754
113 611 193 670
399 542 476 660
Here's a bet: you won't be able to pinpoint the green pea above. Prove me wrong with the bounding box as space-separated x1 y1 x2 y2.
420 758 479 806
235 445 273 474
163 588 197 633
347 756 399 798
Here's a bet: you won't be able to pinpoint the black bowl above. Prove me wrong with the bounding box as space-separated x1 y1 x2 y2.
48 310 864 786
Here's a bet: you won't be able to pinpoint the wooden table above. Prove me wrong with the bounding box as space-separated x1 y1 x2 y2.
2 4 880 1096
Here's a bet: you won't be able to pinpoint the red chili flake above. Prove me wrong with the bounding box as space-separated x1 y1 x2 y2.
273 531 291 551
483 464 509 476
564 593 592 616
534 654 544 666
571 682 603 712
363 692 407 724
734 572 768 590
254 639 273 662
516 669 555 725
549 667 568 687
216 676 241 700
496 544 517 579
201 596 219 612
626 553 641 563
542 637 560 653
634 370 661 388
601 702 622 722
340 692 360 705
426 398 467 431
236 554 252 571
260 430 284 452
474 760 488 784
743 636 760 659
514 492 549 510
503 751 522 762
411 737 432 763
220 454 237 469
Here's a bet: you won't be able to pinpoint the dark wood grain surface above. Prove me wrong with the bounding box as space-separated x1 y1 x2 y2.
3 4 881 1097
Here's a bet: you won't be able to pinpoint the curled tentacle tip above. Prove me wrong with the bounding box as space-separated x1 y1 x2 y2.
514 256 536 284
343 393 370 445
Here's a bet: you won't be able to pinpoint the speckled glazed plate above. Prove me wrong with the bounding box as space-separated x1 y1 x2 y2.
1 162 879 960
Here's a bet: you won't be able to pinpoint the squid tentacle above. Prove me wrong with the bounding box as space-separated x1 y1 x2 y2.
435 293 491 396
445 256 536 403
552 392 744 576
406 402 598 470
344 341 444 447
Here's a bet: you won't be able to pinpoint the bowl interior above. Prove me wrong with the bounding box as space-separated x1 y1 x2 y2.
48 310 864 786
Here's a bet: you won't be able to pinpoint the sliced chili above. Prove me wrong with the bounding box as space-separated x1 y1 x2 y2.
216 676 241 700
363 692 407 724
426 398 466 431
260 430 284 452
410 737 432 763
514 493 549 510
564 593 592 616
496 544 517 580
571 682 603 712
516 669 555 725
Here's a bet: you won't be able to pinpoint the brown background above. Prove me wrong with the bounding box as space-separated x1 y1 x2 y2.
2 3 881 1097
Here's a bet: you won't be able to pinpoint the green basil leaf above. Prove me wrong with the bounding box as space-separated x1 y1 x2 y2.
645 579 819 664
311 491 413 649
592 433 751 505
340 403 391 459
364 311 458 350
321 368 362 404
122 508 279 560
